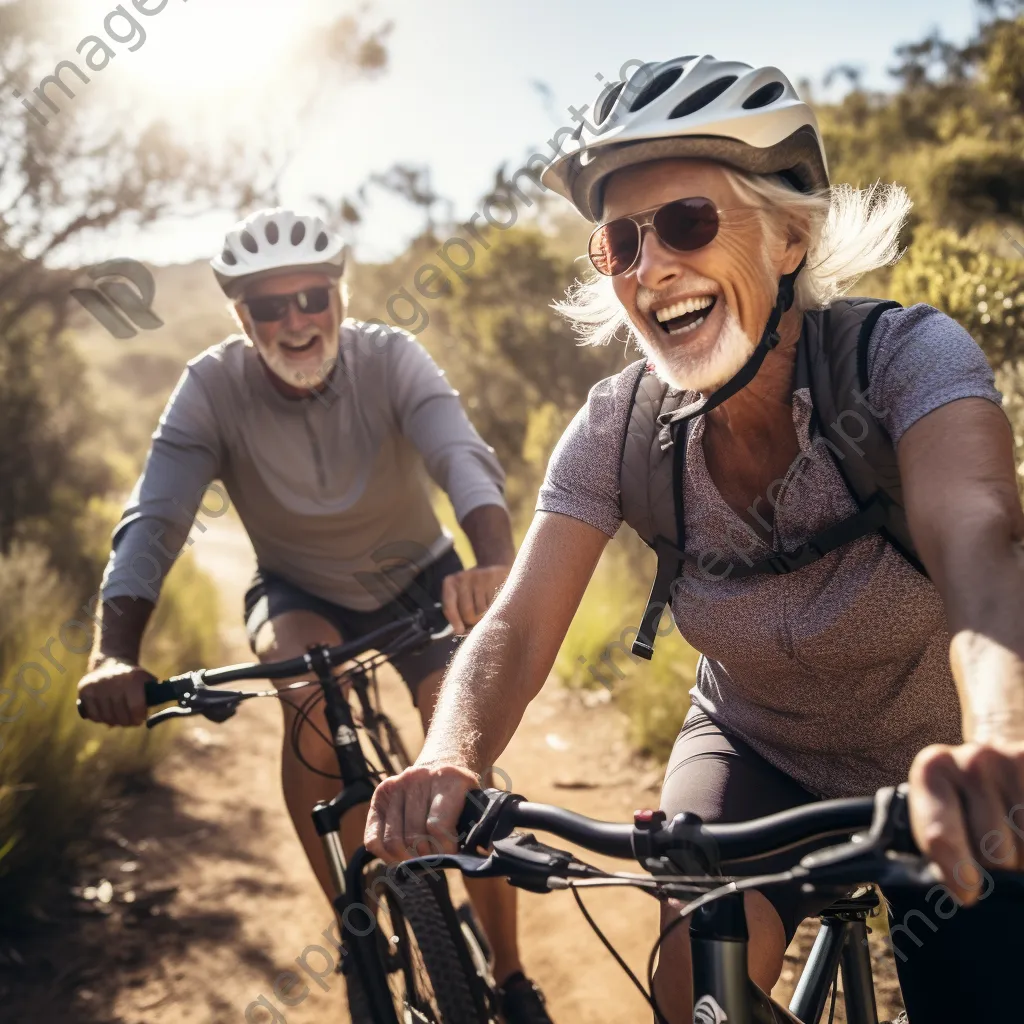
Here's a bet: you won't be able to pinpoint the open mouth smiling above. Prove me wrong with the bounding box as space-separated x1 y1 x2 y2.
280 333 321 355
653 294 718 335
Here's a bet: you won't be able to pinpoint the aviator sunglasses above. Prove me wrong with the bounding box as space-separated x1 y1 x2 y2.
243 286 332 323
588 196 729 277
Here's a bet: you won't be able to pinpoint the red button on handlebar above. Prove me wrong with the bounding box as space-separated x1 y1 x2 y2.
634 809 666 829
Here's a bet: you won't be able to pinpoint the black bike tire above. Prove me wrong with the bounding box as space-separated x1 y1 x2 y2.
394 871 491 1023
343 962 376 1024
365 865 491 1023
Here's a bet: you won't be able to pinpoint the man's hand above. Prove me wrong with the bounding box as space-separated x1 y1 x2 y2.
441 564 510 635
77 658 152 727
908 739 1024 904
365 762 480 862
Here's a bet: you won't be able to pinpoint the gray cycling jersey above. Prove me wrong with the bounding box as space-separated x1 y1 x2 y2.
538 304 1004 798
101 320 506 612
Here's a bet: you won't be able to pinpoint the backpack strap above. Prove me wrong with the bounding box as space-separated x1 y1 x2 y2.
618 360 691 659
619 360 679 546
617 297 928 662
807 297 925 574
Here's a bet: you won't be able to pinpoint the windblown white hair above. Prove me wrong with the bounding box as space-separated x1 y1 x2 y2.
554 169 913 347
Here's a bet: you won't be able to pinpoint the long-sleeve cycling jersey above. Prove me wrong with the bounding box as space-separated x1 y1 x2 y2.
101 320 506 611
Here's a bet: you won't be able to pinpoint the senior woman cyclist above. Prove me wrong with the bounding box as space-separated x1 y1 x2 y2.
366 56 1024 1021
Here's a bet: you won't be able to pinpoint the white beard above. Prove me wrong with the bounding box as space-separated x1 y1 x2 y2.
257 326 339 390
639 303 755 394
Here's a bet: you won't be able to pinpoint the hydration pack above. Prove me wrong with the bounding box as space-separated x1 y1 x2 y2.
618 297 926 659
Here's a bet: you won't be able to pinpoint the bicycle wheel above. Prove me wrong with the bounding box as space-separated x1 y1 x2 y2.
343 960 375 1024
358 860 493 1023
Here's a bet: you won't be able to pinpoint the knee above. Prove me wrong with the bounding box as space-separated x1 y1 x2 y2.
745 891 787 989
253 611 341 686
654 892 785 990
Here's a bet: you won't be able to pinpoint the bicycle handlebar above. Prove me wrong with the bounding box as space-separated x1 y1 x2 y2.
459 788 882 866
499 795 880 864
78 604 450 722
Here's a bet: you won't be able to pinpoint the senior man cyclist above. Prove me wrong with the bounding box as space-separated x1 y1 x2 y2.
366 57 1024 1022
77 209 553 1023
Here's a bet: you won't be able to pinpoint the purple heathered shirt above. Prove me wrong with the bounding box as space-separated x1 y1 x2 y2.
538 304 1004 798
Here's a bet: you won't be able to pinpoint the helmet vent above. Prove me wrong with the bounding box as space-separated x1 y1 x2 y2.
628 67 683 112
291 222 306 246
265 221 279 244
594 81 625 125
743 81 786 110
240 230 259 254
314 231 330 252
669 76 738 118
221 248 237 266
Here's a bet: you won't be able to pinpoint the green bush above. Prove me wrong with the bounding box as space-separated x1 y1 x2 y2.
0 530 223 920
888 225 1024 464
553 534 700 762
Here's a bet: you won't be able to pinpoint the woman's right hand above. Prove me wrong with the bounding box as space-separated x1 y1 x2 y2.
77 658 152 727
364 761 480 862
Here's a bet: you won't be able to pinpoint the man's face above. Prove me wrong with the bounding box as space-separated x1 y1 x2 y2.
604 159 795 393
237 272 341 390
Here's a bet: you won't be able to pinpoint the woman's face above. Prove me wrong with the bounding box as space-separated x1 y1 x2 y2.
603 159 803 393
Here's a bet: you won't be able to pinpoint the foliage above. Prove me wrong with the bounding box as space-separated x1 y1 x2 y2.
0 320 111 589
554 533 699 762
0 536 222 921
351 228 630 512
819 4 1024 466
0 0 390 344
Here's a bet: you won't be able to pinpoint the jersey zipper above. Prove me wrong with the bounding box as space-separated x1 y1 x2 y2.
302 410 327 492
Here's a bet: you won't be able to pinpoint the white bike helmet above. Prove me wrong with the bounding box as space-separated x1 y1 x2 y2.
211 208 347 298
542 55 830 222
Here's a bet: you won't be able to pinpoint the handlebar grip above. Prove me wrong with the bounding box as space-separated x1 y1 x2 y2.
457 789 489 839
76 673 170 720
145 679 180 707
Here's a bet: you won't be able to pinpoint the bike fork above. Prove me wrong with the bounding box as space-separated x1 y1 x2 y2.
789 908 878 1024
306 644 377 900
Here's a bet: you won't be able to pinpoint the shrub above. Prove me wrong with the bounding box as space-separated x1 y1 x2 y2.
0 536 223 921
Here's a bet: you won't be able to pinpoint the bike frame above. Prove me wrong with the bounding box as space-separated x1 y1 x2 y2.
688 889 879 1024
301 645 424 1022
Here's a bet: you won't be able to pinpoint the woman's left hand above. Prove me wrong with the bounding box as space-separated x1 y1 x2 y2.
908 739 1024 904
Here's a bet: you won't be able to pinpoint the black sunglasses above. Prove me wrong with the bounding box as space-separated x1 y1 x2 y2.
243 286 332 323
588 197 728 277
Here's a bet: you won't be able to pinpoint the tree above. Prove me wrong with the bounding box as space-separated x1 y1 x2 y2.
0 0 390 581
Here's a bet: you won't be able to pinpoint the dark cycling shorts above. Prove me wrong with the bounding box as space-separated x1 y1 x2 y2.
242 548 463 704
662 705 1024 1021
661 706 829 944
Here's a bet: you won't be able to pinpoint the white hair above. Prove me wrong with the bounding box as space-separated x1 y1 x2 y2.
554 168 913 347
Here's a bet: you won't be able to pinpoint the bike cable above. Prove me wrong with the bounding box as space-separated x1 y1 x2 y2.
569 886 664 1022
827 976 838 1024
645 867 800 1024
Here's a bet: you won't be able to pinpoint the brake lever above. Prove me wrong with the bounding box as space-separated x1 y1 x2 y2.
145 681 248 728
146 705 197 728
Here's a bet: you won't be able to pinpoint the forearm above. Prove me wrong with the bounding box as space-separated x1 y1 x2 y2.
460 503 514 567
420 611 540 775
939 520 1024 741
88 596 156 668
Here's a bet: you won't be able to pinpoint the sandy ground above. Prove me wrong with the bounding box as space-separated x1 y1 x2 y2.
1 512 905 1023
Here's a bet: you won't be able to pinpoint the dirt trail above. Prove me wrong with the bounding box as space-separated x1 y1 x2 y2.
3 513 904 1023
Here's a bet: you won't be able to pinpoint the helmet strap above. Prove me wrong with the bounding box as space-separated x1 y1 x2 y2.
661 257 806 439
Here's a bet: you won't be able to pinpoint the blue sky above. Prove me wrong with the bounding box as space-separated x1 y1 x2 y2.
58 0 982 265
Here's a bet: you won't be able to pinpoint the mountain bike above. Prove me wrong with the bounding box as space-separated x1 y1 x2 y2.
375 783 1024 1024
78 604 493 1024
